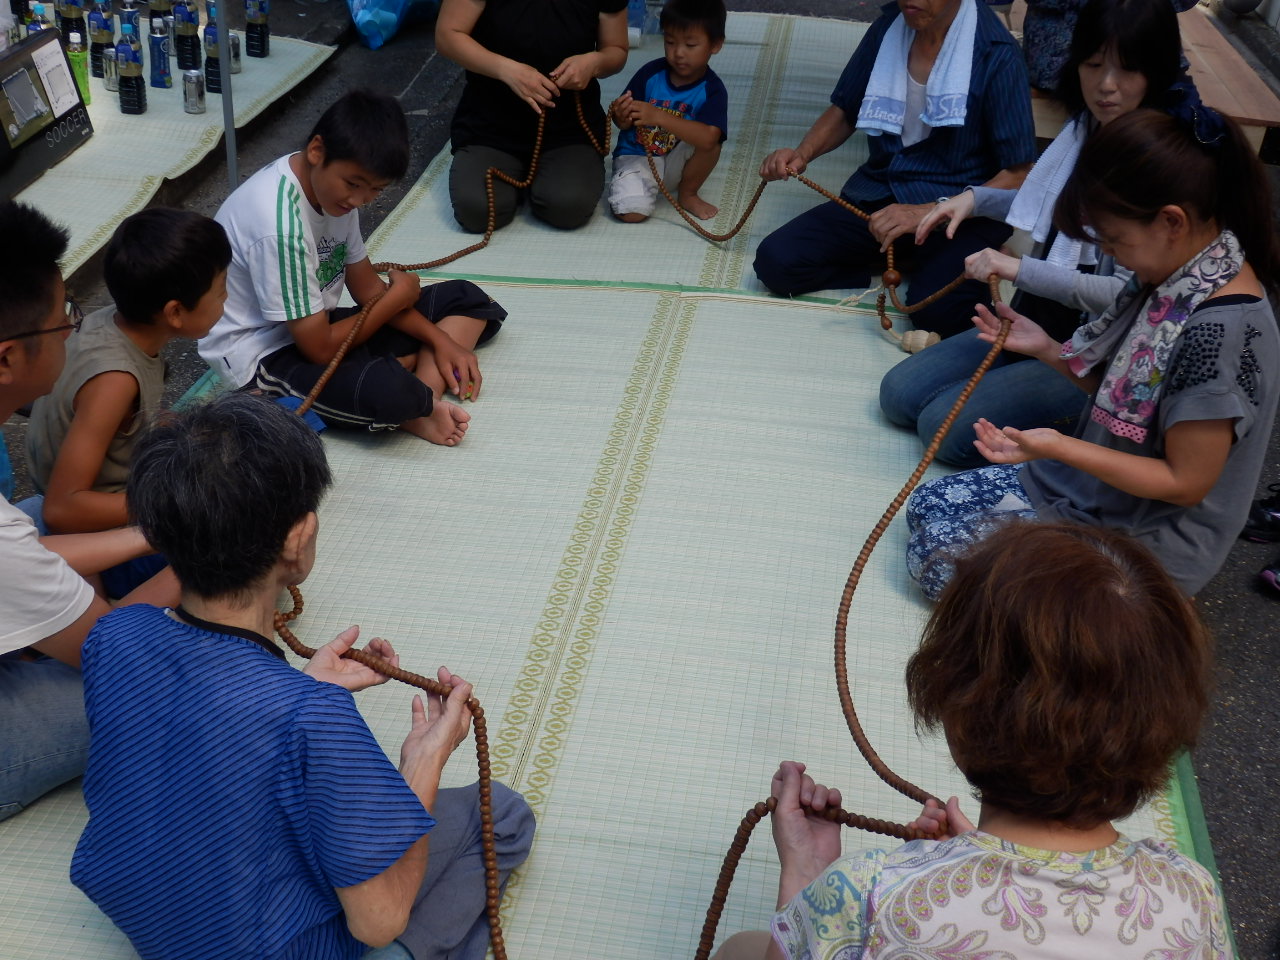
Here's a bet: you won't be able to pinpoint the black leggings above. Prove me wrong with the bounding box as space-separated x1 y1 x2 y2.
253 280 506 431
448 143 605 233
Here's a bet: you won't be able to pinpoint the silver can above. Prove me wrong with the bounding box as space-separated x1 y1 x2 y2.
164 14 174 57
102 46 119 91
182 68 205 113
229 31 240 73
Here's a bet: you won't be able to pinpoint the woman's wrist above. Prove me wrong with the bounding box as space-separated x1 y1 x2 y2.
1034 339 1067 365
776 866 819 909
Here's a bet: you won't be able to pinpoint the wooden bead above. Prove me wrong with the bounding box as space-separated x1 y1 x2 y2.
882 268 901 287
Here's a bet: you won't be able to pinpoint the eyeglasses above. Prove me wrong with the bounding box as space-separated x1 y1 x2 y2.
7 298 84 341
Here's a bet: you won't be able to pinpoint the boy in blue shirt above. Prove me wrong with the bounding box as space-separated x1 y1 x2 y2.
609 0 729 222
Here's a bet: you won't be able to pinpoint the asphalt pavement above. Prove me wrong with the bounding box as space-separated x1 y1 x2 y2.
4 0 1279 954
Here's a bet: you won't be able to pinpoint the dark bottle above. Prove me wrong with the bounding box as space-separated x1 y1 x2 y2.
87 0 114 77
202 0 220 94
171 0 198 70
244 0 266 57
116 21 147 114
60 0 86 47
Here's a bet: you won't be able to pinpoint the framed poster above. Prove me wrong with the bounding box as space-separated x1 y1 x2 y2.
0 28 93 197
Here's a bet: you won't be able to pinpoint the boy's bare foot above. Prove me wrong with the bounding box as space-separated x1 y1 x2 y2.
616 211 648 223
679 193 718 220
408 400 471 446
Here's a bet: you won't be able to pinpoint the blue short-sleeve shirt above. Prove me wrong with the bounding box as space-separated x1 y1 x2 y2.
72 604 435 960
830 0 1035 205
613 59 729 157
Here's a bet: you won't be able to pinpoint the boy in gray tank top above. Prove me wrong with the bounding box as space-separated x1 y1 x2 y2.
26 209 231 535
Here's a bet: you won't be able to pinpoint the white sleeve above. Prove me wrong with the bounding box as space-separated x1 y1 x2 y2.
0 501 95 654
243 224 324 324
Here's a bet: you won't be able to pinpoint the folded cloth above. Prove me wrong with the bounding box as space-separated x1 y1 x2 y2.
1006 116 1097 268
856 0 978 137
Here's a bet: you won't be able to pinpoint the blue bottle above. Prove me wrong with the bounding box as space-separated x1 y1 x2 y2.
87 0 114 77
171 0 198 69
244 0 267 57
148 15 170 87
203 0 220 94
25 1 49 33
116 21 146 113
117 0 137 34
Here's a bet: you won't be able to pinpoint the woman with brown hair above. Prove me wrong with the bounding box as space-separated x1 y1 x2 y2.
717 523 1228 959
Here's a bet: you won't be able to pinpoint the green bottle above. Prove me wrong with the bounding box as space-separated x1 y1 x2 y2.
67 30 92 104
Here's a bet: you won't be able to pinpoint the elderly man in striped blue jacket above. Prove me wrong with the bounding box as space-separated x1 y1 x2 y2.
71 392 534 960
753 0 1036 338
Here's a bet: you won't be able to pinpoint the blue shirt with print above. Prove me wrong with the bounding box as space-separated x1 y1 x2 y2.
614 58 729 157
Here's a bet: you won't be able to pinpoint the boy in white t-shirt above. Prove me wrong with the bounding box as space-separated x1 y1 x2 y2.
200 90 508 447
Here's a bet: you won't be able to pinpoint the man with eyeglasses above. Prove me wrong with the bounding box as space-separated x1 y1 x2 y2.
0 200 178 822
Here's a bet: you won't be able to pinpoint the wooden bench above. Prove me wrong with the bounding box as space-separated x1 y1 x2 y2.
1009 0 1280 152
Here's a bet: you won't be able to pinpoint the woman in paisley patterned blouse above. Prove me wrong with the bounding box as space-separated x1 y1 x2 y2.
716 523 1229 960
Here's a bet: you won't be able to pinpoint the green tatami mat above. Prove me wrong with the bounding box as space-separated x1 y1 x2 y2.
366 14 870 297
15 36 334 277
0 281 1190 959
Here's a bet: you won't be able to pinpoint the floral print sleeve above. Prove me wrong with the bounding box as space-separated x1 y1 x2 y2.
771 850 886 959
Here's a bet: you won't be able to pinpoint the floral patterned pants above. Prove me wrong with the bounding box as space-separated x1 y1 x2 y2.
906 464 1039 600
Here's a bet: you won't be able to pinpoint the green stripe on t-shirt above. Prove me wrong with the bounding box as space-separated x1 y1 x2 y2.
275 179 312 318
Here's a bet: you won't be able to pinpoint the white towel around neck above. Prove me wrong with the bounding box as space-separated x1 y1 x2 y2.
856 0 978 138
1006 116 1098 268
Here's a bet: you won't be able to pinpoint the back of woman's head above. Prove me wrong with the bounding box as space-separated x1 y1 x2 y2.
1055 107 1280 293
1055 0 1181 115
905 523 1212 828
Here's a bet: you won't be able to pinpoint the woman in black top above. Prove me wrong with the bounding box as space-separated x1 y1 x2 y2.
437 0 629 232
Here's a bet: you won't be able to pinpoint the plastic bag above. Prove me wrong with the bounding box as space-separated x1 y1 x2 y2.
348 0 438 50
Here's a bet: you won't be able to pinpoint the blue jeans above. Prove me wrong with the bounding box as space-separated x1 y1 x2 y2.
0 653 88 821
905 464 1038 600
880 328 1086 468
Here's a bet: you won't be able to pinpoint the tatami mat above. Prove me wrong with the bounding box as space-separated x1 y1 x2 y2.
15 36 334 276
0 284 1185 959
0 13 1200 960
